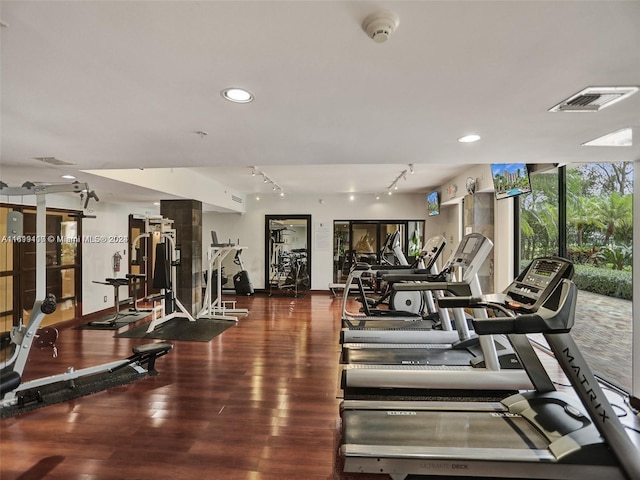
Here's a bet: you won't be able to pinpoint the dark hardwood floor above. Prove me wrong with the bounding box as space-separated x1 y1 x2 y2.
1 292 638 479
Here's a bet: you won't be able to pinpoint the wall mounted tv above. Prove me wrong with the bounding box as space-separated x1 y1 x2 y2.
427 191 440 216
490 163 532 200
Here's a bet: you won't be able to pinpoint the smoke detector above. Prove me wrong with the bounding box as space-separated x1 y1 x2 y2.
362 11 399 43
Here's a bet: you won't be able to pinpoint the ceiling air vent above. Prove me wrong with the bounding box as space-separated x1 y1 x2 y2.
33 156 75 166
549 86 638 112
231 194 243 204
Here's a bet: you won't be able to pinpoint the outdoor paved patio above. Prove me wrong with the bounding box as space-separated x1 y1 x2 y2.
566 289 632 392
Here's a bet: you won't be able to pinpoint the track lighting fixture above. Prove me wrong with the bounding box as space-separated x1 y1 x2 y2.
249 166 284 195
387 168 410 192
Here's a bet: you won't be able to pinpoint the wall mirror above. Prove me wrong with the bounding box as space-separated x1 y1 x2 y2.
265 215 311 296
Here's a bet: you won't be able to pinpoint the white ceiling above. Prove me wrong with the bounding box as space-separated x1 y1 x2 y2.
1 1 639 209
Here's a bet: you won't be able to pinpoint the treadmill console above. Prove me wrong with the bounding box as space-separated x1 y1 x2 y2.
419 235 446 270
444 233 493 284
505 257 574 313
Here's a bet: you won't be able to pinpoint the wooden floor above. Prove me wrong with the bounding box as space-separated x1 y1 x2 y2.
1 292 639 480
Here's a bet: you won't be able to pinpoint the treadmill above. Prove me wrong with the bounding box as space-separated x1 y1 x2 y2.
341 236 538 367
342 234 449 329
339 255 575 396
339 257 640 480
341 231 421 322
340 233 493 345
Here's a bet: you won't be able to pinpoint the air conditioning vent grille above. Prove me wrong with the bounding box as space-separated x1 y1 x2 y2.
549 86 638 112
231 195 243 204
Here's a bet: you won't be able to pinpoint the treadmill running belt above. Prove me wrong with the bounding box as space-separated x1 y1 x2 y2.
343 409 549 451
343 347 475 365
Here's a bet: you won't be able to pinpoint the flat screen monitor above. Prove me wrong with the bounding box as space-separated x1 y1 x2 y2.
427 191 440 216
491 163 532 200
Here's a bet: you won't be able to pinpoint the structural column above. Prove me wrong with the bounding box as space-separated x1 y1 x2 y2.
160 199 202 315
463 192 494 294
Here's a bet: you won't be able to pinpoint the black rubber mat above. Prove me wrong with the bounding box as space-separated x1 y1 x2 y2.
1 367 147 419
115 317 235 342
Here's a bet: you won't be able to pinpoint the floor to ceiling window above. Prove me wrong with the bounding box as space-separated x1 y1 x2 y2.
519 162 633 391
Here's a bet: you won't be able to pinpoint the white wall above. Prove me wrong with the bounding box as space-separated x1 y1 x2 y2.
81 201 159 315
202 192 429 290
422 201 462 273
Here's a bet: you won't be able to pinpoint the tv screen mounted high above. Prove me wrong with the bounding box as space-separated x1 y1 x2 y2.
427 191 440 216
491 163 532 200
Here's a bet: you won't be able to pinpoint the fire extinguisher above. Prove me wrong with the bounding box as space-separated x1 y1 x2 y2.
113 251 122 274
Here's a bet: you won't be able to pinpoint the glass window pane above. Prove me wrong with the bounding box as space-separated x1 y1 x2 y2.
519 168 559 268
0 207 15 271
333 221 349 282
0 276 13 318
566 162 633 392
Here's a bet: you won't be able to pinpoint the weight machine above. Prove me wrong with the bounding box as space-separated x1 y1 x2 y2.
130 215 196 333
0 182 171 413
269 248 309 297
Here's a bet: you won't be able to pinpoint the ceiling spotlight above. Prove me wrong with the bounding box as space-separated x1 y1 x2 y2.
409 164 414 174
221 88 254 103
388 191 393 196
279 191 285 197
458 134 481 143
250 167 257 176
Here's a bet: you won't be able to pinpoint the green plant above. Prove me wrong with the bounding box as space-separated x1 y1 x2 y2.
593 244 632 271
573 264 632 300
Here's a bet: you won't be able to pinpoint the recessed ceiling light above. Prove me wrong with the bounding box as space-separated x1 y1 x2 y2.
582 128 633 147
458 134 481 143
61 174 76 179
221 88 254 103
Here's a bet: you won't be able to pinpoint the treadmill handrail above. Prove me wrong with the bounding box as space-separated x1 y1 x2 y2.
392 281 472 297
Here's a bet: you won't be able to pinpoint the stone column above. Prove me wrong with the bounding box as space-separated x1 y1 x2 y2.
160 199 202 315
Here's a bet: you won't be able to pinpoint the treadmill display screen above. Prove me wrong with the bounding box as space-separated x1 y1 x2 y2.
462 237 477 254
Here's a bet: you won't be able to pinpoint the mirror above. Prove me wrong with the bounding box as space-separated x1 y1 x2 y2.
265 215 311 297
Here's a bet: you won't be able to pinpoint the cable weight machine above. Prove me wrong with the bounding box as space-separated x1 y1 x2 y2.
0 182 171 415
130 215 196 333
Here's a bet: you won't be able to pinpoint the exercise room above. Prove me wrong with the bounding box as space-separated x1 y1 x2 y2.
1 2 639 479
